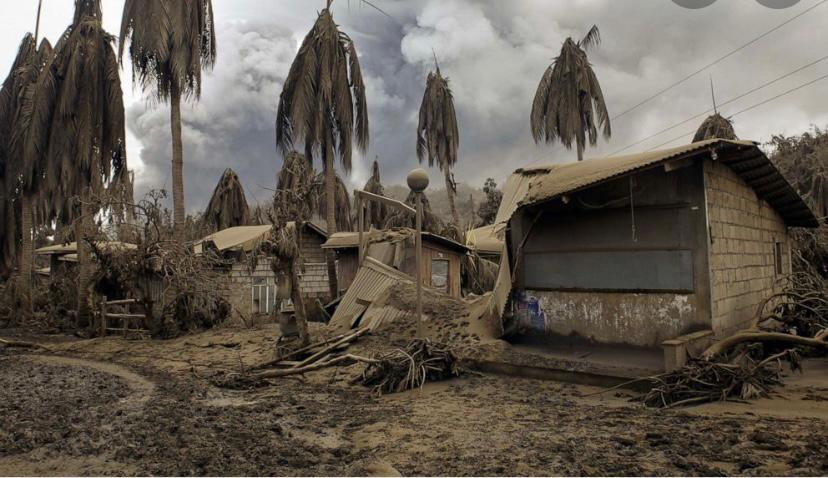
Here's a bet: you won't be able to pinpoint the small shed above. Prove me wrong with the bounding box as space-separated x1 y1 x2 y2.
196 222 331 321
322 228 469 298
497 139 818 359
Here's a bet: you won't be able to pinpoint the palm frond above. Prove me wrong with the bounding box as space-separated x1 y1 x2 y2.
275 8 368 172
120 0 216 101
204 168 250 232
579 25 601 51
531 26 611 160
416 69 459 171
28 0 128 222
363 159 387 228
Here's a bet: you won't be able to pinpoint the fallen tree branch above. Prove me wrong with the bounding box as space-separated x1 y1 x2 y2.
250 353 379 379
702 332 827 359
0 338 53 352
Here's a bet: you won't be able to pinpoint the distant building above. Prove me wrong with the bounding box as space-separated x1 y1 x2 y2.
493 139 818 369
323 228 471 332
322 228 469 298
195 223 330 321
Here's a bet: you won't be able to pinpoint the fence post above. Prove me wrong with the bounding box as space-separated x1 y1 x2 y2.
100 296 107 337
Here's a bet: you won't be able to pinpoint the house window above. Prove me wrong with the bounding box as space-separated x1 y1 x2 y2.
431 259 449 292
774 242 784 276
252 277 277 314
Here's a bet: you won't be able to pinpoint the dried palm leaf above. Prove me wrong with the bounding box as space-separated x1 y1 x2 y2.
363 159 387 228
204 168 250 232
531 25 611 161
693 113 737 142
417 59 461 226
119 0 216 101
0 34 38 276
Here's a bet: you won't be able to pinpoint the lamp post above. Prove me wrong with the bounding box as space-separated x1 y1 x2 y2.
407 168 429 338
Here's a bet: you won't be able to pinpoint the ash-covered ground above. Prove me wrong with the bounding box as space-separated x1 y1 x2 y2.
0 325 826 476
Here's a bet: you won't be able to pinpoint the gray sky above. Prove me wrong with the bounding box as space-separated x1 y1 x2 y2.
2 0 827 211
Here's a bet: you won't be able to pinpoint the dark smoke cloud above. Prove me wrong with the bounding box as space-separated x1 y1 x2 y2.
123 0 828 211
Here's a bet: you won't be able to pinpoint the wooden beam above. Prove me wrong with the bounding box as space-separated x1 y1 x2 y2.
355 190 416 215
664 156 695 173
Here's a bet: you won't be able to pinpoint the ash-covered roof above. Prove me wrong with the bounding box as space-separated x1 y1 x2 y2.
500 139 818 228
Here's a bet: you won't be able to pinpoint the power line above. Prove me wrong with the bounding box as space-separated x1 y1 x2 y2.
644 71 828 152
609 0 827 121
607 54 828 156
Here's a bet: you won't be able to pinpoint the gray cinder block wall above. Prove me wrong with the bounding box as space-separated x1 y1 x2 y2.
705 160 790 337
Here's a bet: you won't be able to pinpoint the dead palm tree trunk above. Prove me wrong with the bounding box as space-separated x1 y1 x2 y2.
74 193 92 327
170 83 185 237
444 168 460 228
324 138 339 298
18 194 33 319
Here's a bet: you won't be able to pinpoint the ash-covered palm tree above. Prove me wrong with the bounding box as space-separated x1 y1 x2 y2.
417 59 460 228
693 113 737 142
275 2 369 297
0 35 37 283
317 171 353 232
204 168 250 232
4 35 54 318
531 25 611 162
24 0 129 326
363 159 387 228
120 0 216 239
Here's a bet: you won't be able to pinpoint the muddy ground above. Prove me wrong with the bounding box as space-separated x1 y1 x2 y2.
1 324 826 476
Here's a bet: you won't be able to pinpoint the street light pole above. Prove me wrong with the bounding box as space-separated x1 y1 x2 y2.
407 169 429 339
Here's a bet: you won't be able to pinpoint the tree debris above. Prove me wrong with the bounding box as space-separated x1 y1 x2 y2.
636 348 801 409
359 339 461 395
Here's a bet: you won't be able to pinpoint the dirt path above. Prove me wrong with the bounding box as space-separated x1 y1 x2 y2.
1 329 826 476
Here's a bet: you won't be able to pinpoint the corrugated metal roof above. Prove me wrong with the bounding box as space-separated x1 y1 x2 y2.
501 139 818 228
328 257 413 332
193 225 273 254
323 228 470 253
34 241 137 256
465 224 504 256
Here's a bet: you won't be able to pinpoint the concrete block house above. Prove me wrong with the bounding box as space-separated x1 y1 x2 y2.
495 139 817 367
194 222 330 321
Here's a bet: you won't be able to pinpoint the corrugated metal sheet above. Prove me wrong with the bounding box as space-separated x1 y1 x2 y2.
465 224 504 256
35 241 137 256
193 225 272 254
491 242 512 320
329 257 413 332
501 139 818 228
323 229 470 253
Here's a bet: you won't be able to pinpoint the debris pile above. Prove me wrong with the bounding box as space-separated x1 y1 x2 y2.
360 339 460 394
637 348 801 408
752 272 828 340
637 271 827 408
